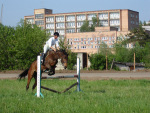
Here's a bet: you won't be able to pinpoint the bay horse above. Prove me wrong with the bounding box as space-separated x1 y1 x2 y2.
19 50 68 91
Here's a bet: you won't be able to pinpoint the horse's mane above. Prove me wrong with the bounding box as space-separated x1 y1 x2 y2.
57 49 68 56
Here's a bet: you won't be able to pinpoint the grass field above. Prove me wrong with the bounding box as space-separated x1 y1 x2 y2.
0 79 150 113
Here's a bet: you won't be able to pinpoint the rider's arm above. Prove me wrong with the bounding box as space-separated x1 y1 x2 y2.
56 39 60 50
50 47 56 51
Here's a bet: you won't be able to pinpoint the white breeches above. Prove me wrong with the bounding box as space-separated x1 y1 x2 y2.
43 44 49 54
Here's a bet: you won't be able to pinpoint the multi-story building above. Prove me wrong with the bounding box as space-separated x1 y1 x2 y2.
24 8 139 69
24 8 139 37
66 27 132 54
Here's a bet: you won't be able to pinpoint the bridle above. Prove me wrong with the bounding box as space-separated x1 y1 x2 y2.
56 51 68 65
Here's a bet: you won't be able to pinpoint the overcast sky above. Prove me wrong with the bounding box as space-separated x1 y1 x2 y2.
0 0 150 27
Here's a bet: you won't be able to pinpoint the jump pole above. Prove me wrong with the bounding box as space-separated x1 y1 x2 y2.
77 57 81 92
35 56 44 98
36 57 81 97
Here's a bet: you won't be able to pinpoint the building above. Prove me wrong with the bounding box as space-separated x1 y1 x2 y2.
66 27 132 54
24 9 139 69
24 8 139 37
142 26 150 31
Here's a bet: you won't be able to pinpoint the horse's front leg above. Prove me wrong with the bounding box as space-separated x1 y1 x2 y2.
48 66 56 76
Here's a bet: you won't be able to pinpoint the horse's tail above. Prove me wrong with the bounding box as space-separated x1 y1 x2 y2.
18 68 29 80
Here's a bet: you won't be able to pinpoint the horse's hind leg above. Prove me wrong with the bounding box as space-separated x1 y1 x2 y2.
26 69 34 91
32 72 37 91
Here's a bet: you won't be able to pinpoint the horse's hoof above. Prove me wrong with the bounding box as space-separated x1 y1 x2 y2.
48 72 54 76
26 86 29 91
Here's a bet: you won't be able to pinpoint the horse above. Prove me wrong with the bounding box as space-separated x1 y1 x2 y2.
18 50 68 91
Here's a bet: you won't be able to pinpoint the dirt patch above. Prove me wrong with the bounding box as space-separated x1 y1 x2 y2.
0 69 150 74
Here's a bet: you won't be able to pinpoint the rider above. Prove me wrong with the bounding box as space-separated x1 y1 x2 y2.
42 32 60 65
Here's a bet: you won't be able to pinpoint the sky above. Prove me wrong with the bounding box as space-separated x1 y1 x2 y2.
0 0 150 27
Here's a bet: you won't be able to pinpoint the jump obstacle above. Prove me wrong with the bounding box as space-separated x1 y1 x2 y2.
36 56 81 97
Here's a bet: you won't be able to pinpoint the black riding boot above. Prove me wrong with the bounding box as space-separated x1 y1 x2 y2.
42 53 46 65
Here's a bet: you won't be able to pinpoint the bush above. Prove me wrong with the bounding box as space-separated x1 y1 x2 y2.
67 52 77 70
89 54 106 70
114 42 150 68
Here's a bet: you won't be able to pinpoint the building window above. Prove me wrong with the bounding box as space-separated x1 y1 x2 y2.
110 20 120 26
56 29 65 35
77 15 86 21
136 15 138 18
77 22 84 27
35 14 44 19
88 14 96 20
46 17 54 23
77 29 80 33
66 15 75 21
99 13 108 20
109 37 111 40
132 21 135 24
66 22 75 28
110 12 120 19
46 23 54 29
35 20 44 25
26 18 34 24
100 20 108 26
66 29 75 33
46 30 54 35
56 23 65 28
56 16 64 22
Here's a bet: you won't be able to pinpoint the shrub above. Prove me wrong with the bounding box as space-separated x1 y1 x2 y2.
67 52 77 70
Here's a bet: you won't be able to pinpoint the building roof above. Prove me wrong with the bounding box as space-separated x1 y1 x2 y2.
44 9 138 16
24 9 139 17
114 62 145 67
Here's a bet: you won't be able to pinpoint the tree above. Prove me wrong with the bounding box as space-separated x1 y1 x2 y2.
124 26 150 46
98 42 112 55
143 21 147 26
139 21 143 26
59 36 70 50
80 21 91 32
80 17 100 32
58 36 77 70
0 20 48 70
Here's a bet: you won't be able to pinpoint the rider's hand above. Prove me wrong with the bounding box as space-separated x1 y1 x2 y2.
54 49 56 52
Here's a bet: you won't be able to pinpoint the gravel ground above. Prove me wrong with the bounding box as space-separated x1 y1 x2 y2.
0 71 150 80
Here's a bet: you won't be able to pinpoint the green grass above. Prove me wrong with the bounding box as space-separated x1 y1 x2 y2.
0 79 150 113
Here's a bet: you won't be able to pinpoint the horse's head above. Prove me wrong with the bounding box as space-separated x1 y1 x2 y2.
57 49 68 69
